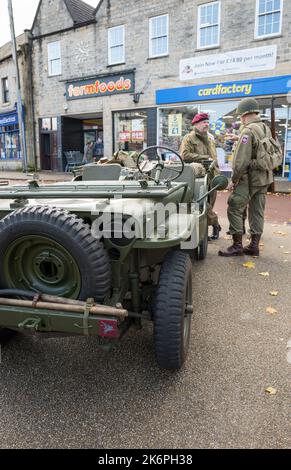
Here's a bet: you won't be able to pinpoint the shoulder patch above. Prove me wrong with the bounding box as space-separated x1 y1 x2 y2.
241 135 249 144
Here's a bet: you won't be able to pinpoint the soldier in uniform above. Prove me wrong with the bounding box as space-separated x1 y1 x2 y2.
218 97 273 257
180 112 221 240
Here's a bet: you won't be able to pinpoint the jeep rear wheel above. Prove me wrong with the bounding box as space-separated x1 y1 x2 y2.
154 251 193 369
0 207 111 302
194 223 208 261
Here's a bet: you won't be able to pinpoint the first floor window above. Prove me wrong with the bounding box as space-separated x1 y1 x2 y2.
149 14 169 57
108 25 125 65
48 41 61 76
255 0 283 38
198 1 221 49
2 77 9 103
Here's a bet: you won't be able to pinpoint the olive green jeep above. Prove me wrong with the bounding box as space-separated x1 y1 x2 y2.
0 146 227 369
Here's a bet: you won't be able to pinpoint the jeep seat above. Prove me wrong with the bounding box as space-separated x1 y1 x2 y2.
152 164 196 202
82 164 122 181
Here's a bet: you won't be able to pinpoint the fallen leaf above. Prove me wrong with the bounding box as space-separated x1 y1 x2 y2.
259 272 269 276
271 224 278 227
266 307 278 315
259 242 265 247
274 231 287 236
223 236 232 240
283 251 290 254
283 260 288 263
279 246 284 249
265 387 277 395
269 291 278 296
243 261 255 269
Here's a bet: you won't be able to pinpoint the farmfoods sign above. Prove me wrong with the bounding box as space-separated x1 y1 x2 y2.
66 72 135 100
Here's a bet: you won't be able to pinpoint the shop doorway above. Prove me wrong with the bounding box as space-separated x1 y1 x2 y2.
83 117 104 161
61 114 103 167
39 117 58 170
40 132 58 170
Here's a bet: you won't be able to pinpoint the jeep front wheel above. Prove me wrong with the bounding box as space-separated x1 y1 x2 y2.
154 251 193 369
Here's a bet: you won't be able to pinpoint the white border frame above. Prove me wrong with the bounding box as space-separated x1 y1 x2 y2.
108 25 125 66
197 1 221 50
149 14 169 58
254 0 283 39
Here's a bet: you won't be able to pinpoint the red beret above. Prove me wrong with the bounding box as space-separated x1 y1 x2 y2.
192 113 209 125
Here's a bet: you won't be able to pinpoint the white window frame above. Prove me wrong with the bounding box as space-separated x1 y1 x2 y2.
255 0 283 39
108 25 125 65
149 14 169 58
47 41 62 77
197 1 221 50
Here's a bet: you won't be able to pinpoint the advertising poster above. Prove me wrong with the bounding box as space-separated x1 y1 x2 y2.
180 45 277 81
168 114 182 136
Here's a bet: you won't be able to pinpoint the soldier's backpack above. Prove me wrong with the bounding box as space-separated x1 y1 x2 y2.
248 122 283 172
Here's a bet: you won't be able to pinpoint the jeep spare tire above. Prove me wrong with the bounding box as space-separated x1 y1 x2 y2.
0 206 111 302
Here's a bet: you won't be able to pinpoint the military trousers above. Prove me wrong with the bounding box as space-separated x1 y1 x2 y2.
228 179 268 235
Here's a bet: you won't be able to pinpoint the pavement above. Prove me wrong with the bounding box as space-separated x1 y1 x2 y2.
0 170 72 185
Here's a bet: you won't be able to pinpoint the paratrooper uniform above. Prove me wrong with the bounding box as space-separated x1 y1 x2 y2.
219 98 274 257
180 127 220 228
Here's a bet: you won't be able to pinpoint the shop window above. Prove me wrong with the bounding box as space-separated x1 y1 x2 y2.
197 1 221 49
0 129 21 160
158 101 240 172
114 111 148 153
149 14 169 58
255 0 283 38
41 117 57 131
52 117 57 131
2 77 9 103
48 41 61 76
108 25 125 65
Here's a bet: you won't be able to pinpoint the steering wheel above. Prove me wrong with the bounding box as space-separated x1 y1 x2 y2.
137 146 184 184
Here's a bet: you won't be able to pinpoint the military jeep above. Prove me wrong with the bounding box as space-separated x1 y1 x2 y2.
0 146 227 369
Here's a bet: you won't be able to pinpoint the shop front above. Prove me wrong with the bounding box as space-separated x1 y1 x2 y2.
0 109 21 165
156 75 291 177
113 108 157 154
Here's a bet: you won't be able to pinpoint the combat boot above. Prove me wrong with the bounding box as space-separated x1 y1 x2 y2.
210 224 221 240
243 234 261 256
218 234 244 257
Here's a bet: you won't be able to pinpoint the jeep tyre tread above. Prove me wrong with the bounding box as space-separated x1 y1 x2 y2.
0 206 111 302
154 251 193 369
195 224 208 261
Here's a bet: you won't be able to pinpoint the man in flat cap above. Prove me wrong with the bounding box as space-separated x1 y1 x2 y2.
180 112 221 240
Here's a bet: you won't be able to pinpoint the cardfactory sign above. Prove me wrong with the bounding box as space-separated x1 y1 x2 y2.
66 72 135 100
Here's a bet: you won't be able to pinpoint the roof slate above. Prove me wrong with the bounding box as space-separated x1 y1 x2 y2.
64 0 96 24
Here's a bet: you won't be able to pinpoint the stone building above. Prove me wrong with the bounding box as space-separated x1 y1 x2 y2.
0 31 35 170
29 0 291 175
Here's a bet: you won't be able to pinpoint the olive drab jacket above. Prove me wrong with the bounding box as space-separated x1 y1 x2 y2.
180 128 217 163
232 117 274 187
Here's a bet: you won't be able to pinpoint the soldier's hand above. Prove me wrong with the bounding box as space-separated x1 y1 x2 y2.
228 182 236 191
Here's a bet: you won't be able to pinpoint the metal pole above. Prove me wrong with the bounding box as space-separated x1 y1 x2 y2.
7 0 28 172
